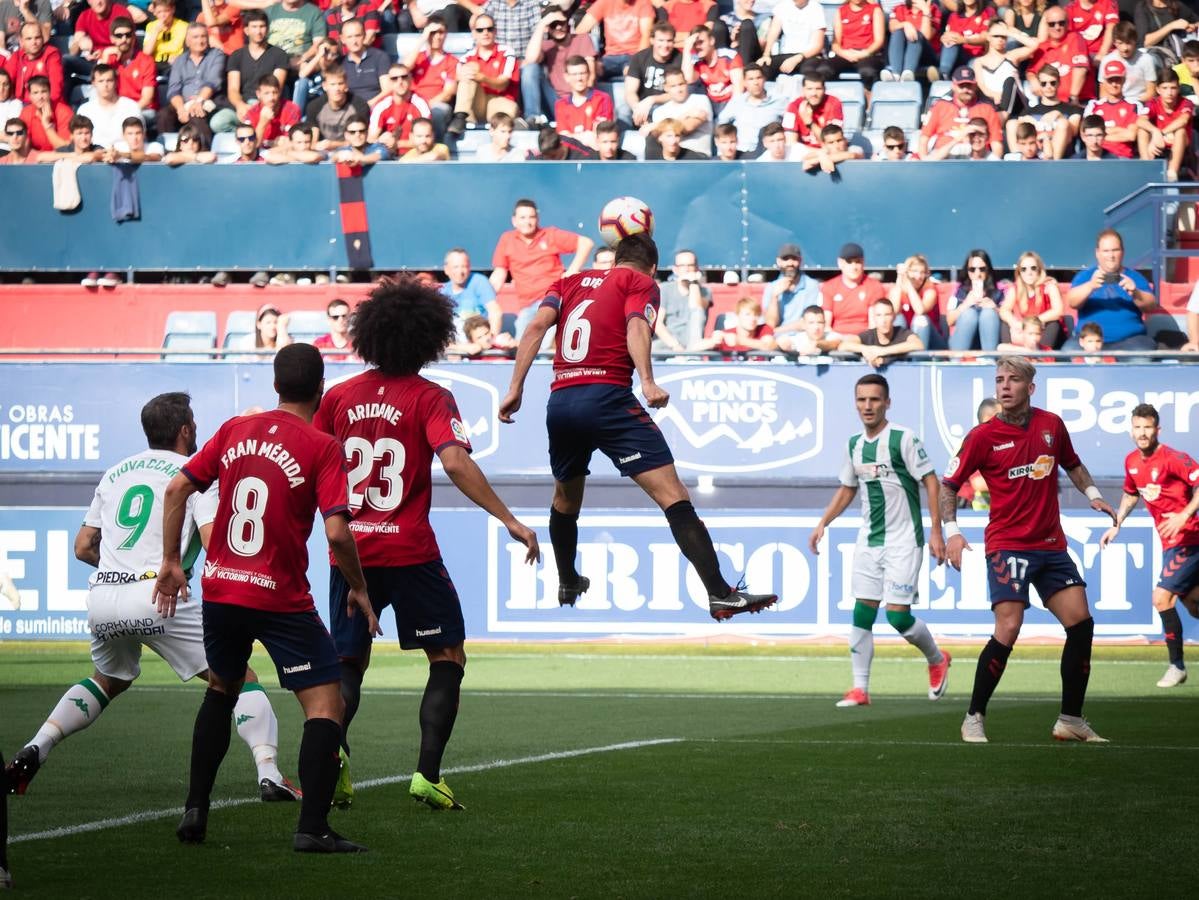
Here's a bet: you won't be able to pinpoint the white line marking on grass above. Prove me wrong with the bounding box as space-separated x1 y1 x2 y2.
691 737 1199 752
10 738 681 845
462 653 1172 667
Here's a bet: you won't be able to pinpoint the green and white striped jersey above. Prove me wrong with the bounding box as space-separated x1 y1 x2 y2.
838 423 933 549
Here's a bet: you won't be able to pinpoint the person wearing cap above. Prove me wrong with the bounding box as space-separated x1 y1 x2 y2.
917 65 1002 158
933 0 995 82
1027 8 1092 105
763 242 822 340
821 242 888 337
1098 21 1157 104
654 248 712 352
1084 57 1150 158
234 304 293 354
1064 0 1118 63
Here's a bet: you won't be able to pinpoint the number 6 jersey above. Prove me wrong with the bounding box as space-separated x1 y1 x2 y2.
314 370 472 567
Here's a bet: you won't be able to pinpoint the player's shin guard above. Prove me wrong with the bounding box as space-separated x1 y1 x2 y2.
30 678 111 762
297 718 341 835
664 501 730 598
548 507 581 584
968 637 1013 716
1160 607 1185 668
338 662 365 755
417 660 465 783
850 602 878 691
233 683 283 784
185 688 239 811
1060 617 1094 718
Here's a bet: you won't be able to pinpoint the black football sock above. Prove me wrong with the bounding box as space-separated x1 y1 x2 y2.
664 501 730 598
417 661 465 783
1 752 9 870
297 717 342 835
968 637 1013 716
548 506 580 584
1060 617 1094 718
1160 607 1185 668
338 660 365 755
185 688 239 811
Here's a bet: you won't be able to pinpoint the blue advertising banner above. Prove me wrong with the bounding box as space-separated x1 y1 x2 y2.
0 362 1195 480
0 507 1164 642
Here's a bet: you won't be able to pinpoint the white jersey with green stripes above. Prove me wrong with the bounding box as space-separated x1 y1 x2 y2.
838 423 933 549
84 449 201 586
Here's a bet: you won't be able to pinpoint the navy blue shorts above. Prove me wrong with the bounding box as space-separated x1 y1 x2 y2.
330 560 465 658
202 600 340 691
546 384 674 482
986 550 1086 608
1158 545 1199 595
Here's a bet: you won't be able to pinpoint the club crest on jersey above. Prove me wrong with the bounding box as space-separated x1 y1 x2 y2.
1140 483 1162 502
1151 468 1159 481
1042 430 1053 447
1008 454 1055 481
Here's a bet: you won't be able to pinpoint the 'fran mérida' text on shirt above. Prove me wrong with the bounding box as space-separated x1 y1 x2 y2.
219 439 306 488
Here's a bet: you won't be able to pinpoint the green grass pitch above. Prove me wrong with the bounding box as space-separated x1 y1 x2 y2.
2 641 1196 899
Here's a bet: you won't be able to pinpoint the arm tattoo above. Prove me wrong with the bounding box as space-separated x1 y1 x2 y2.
1066 462 1094 494
938 484 959 525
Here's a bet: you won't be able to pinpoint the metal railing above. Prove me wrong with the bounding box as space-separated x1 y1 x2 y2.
1104 180 1199 296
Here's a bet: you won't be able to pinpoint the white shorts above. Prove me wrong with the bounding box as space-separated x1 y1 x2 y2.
850 544 923 606
88 582 207 682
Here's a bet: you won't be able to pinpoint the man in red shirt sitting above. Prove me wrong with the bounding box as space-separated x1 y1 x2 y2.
368 63 431 157
1028 10 1092 104
555 55 613 150
446 13 519 138
682 25 742 112
102 16 158 114
1083 58 1148 158
917 65 1002 158
5 21 63 103
821 242 889 337
782 71 842 149
1144 68 1191 178
244 74 301 147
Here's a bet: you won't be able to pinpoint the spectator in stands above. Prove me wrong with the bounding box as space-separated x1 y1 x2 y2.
780 304 842 355
77 63 140 147
755 121 789 159
625 21 680 127
683 25 742 113
229 121 265 161
325 0 380 47
445 314 516 358
144 0 187 67
5 21 62 103
161 24 235 139
335 17 390 106
162 120 217 163
714 0 762 67
575 0 654 81
946 248 1004 352
664 0 720 43
307 66 370 147
647 66 712 155
873 125 919 159
0 0 51 48
399 0 471 34
311 298 354 354
1072 112 1116 157
1066 0 1118 63
1138 0 1199 75
1029 8 1091 105
244 73 301 145
0 117 40 162
593 246 616 270
883 0 940 82
1003 0 1042 44
263 119 326 161
1008 121 1042 158
522 9 597 126
827 0 884 88
801 122 863 172
971 21 1038 116
653 248 711 352
1006 66 1080 159
1101 22 1156 104
716 62 783 154
556 55 613 149
757 0 826 81
472 110 523 159
927 115 999 159
695 296 776 354
294 37 339 109
335 113 387 161
236 303 291 353
264 0 327 65
103 17 158 117
934 0 995 82
533 125 594 159
0 71 20 126
481 0 539 59
594 118 635 158
20 75 69 150
822 242 888 336
405 16 458 138
39 115 99 161
763 242 822 339
918 66 1002 158
490 197 594 336
1000 250 1065 347
1063 228 1157 352
445 14 520 138
782 72 841 150
1085 59 1150 158
1072 322 1118 362
1144 68 1192 180
647 116 704 159
198 0 246 56
65 0 127 84
889 253 942 348
399 115 450 159
713 121 743 158
840 297 924 367
369 63 431 155
997 315 1055 359
442 247 502 333
105 114 164 161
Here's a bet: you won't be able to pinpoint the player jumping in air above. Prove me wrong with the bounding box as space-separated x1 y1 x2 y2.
314 279 539 812
156 346 380 853
5 393 298 802
809 374 951 707
1101 403 1199 688
941 357 1116 744
499 233 777 619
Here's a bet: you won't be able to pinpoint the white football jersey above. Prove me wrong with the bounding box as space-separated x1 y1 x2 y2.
839 423 934 550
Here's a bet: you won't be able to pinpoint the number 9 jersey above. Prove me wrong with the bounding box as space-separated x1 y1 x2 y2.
313 370 473 567
541 267 661 391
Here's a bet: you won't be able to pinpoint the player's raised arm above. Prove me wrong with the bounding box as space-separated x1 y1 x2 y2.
155 471 199 616
500 303 559 423
439 445 540 564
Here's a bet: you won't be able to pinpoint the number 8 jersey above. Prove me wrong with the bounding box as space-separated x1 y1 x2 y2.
314 370 473 567
542 267 661 391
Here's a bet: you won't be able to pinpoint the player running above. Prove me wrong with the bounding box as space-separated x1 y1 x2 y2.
155 346 380 853
1101 403 1199 688
808 374 951 708
941 357 1116 744
4 393 298 802
499 233 777 619
314 279 539 812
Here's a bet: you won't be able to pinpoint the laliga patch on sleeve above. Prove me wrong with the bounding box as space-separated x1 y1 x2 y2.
451 418 470 444
644 303 657 326
945 456 961 479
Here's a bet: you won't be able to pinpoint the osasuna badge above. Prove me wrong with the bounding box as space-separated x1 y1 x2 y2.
1042 430 1054 447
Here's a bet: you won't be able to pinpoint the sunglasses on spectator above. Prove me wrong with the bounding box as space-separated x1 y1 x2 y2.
1046 20 1066 26
968 265 988 272
1020 264 1040 272
6 128 26 136
1038 78 1059 87
549 21 567 28
968 132 986 139
113 30 133 38
391 72 411 79
346 127 367 135
885 142 905 150
237 134 257 142
474 25 496 32
180 135 198 143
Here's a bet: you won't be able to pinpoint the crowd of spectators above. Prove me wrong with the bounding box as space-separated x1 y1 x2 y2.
2 0 1197 169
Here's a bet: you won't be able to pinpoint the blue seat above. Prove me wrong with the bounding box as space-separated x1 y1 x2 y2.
211 131 238 161
445 32 474 57
161 332 216 361
868 99 921 132
285 310 330 345
223 310 256 348
389 33 423 62
621 131 647 160
825 80 865 134
163 310 217 338
926 80 953 113
871 81 923 105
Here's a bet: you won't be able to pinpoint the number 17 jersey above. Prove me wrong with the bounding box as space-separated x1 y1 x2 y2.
541 266 661 391
314 369 473 567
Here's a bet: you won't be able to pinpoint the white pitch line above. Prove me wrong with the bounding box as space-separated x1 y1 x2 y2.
10 738 681 845
691 737 1199 752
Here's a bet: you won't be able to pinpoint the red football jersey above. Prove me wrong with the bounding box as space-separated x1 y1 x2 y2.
944 8 996 58
694 49 742 104
1083 97 1145 157
1123 443 1199 550
837 2 881 51
1065 0 1118 57
541 267 661 391
410 50 458 103
1146 96 1193 144
1030 32 1093 102
314 369 472 567
369 93 432 140
782 94 844 148
245 100 302 143
555 90 614 137
461 46 519 102
111 51 158 109
184 410 350 613
943 407 1081 551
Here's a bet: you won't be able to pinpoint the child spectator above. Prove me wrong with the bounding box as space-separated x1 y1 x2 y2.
1073 321 1117 363
446 314 516 359
695 297 777 354
777 304 842 355
997 315 1055 362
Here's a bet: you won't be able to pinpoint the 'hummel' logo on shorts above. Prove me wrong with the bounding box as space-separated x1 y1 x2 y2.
282 662 312 674
415 627 442 637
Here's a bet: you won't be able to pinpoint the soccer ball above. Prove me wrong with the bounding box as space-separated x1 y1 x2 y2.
598 196 654 246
